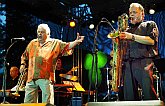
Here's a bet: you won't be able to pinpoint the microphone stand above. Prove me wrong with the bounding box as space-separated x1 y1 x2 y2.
88 18 116 102
91 19 103 102
1 40 18 104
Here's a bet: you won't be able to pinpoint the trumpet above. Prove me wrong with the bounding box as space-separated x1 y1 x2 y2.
12 66 27 97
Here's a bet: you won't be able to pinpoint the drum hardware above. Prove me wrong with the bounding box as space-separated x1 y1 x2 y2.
66 66 79 74
0 90 12 97
102 67 112 101
59 74 78 81
54 84 74 91
54 84 73 106
153 66 160 99
153 58 165 100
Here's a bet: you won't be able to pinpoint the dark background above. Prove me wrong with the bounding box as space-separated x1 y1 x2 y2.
0 0 165 103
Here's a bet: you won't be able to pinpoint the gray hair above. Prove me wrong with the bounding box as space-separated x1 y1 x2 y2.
37 24 50 35
130 3 144 13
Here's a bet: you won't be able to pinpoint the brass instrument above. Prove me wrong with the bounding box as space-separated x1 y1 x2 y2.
108 13 128 92
12 65 27 97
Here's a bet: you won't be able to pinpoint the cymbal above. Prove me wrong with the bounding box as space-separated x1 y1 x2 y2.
66 66 78 74
59 74 78 81
0 89 11 92
70 66 79 72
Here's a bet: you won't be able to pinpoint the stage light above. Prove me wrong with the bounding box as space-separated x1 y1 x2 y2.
84 51 107 70
149 4 156 14
89 24 94 29
149 9 155 14
69 20 76 28
84 51 107 87
112 20 115 24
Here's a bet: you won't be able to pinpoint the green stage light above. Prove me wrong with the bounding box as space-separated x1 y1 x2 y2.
84 53 93 70
84 51 107 70
84 51 107 86
88 68 102 86
97 51 107 68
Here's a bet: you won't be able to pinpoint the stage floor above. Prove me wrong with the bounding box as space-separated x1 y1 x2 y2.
86 100 164 106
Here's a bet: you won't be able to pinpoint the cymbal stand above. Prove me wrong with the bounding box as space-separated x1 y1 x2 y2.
102 67 110 101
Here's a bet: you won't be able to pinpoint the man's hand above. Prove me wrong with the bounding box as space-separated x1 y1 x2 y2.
68 33 85 49
76 33 84 44
119 32 133 40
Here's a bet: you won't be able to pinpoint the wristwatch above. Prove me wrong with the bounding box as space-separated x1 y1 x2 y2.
132 34 135 41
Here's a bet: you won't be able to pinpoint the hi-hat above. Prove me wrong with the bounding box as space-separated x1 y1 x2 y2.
59 74 78 81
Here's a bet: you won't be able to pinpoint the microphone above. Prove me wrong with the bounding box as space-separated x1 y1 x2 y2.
12 37 25 41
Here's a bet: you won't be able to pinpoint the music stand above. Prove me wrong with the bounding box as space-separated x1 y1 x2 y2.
63 81 85 92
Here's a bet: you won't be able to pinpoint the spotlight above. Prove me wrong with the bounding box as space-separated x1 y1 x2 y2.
149 9 155 14
89 24 95 29
69 20 76 28
111 20 115 24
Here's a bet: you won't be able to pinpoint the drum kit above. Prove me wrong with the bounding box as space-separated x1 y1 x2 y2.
54 66 79 90
59 74 78 81
59 66 79 82
54 66 81 106
0 67 79 97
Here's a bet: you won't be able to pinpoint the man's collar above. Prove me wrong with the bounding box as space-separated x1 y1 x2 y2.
129 21 142 28
38 38 53 47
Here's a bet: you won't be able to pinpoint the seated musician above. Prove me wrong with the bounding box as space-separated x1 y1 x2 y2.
5 66 25 103
6 66 19 90
55 58 67 84
8 66 27 91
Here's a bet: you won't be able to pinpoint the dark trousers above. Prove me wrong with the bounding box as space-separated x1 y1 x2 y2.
160 73 165 101
123 58 158 100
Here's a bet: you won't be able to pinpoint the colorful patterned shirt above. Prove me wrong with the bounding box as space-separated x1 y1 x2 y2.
21 38 72 83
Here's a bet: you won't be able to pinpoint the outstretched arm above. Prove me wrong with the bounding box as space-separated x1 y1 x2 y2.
68 33 84 49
